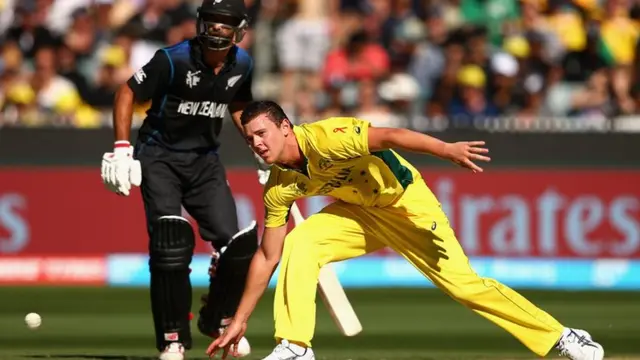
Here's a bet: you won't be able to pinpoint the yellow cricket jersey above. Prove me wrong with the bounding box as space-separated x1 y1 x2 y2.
263 117 423 228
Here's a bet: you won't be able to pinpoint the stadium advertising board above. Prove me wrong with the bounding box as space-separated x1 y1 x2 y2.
0 169 639 289
0 169 637 258
0 169 640 258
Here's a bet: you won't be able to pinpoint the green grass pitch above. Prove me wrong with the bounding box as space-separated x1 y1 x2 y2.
0 287 638 360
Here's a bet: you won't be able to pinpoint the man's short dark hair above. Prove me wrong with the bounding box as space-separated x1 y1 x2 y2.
240 100 288 126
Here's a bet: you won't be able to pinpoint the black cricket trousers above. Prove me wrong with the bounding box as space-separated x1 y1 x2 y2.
135 143 239 250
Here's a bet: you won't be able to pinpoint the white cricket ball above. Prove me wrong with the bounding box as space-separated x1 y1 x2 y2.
25 312 42 329
233 337 251 357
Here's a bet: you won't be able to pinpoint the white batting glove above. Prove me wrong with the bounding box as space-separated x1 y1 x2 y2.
253 152 270 171
257 168 270 185
253 152 271 185
101 141 142 196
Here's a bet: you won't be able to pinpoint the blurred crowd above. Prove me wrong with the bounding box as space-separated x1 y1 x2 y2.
1 0 639 130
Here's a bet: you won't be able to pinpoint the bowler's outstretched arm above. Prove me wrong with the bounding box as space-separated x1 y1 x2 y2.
206 224 288 358
367 127 491 172
235 224 288 322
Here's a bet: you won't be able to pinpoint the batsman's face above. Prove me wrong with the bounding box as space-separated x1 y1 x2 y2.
244 115 287 164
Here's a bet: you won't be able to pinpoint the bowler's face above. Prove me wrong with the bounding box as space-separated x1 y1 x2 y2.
243 115 286 164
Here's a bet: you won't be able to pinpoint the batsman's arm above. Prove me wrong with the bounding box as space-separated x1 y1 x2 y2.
229 65 253 135
229 101 249 135
234 224 288 323
113 50 171 142
113 85 135 142
229 71 271 170
230 101 270 172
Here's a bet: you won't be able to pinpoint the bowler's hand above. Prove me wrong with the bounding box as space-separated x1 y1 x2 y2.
206 319 247 359
443 141 491 173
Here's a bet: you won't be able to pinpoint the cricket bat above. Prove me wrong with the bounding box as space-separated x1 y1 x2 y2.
289 202 363 337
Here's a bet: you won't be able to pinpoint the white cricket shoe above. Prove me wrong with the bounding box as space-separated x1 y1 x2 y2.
556 328 604 360
159 342 185 360
262 340 315 360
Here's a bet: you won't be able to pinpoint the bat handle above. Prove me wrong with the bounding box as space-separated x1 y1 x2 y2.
289 202 306 225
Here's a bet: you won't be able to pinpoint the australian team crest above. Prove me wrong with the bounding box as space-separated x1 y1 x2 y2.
318 158 333 170
294 181 308 195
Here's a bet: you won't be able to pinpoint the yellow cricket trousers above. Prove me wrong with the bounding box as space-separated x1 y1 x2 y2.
273 178 564 356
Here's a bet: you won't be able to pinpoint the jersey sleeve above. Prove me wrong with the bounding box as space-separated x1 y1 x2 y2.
126 50 171 102
310 117 371 160
233 68 253 103
263 169 295 228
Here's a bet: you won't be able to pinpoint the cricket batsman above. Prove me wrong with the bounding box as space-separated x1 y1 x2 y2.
100 1 262 359
207 100 605 360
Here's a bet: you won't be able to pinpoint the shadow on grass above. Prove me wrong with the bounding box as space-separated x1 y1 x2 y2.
12 331 638 359
21 356 210 360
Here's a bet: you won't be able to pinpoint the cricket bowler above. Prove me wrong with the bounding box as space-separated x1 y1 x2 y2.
207 100 605 360
100 1 262 359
